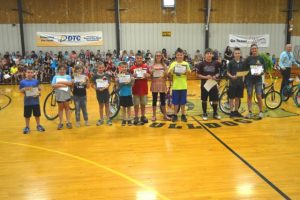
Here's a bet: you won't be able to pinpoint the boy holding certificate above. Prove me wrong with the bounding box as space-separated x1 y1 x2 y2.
52 64 73 130
19 67 45 134
116 62 135 126
130 53 150 125
92 62 112 126
243 44 265 119
73 65 90 127
197 48 222 120
168 48 191 122
227 48 246 118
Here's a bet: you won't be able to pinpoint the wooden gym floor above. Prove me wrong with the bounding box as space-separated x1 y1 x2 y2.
0 80 299 200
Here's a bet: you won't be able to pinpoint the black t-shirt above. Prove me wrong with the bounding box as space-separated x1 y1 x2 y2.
227 59 244 85
73 75 87 97
243 55 265 82
196 60 221 85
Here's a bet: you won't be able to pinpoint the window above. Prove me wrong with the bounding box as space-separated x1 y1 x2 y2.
162 0 175 8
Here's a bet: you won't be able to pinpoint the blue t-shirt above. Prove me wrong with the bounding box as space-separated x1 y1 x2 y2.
19 79 40 106
51 75 72 85
119 84 132 96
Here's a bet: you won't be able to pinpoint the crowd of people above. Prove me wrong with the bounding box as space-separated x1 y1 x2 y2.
3 45 299 134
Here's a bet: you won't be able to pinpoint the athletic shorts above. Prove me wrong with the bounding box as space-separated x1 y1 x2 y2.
172 90 187 105
201 85 219 102
120 95 133 107
24 105 41 118
96 89 110 104
228 84 244 99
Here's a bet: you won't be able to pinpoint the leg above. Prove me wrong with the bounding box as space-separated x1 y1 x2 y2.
64 101 71 123
99 103 104 120
152 92 158 120
74 96 81 122
105 102 110 120
25 118 30 128
122 106 126 120
58 103 64 124
81 96 88 122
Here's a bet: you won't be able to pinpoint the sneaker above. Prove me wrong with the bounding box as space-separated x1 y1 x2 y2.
36 125 45 132
85 121 90 126
245 112 253 119
23 127 30 134
96 119 104 126
141 116 148 124
230 112 235 118
107 119 112 126
202 113 208 121
127 120 133 126
181 115 187 122
172 115 178 122
121 120 126 126
76 121 81 127
234 111 244 118
66 122 73 129
57 123 63 130
134 117 139 125
213 113 221 120
258 112 264 119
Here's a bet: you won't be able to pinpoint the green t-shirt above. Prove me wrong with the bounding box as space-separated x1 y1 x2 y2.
168 61 191 90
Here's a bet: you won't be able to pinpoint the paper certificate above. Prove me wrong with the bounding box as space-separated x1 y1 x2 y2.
153 69 164 78
174 65 186 74
25 87 39 97
236 71 249 77
56 78 69 92
250 65 264 75
204 79 217 92
118 74 131 83
135 69 147 79
74 75 86 83
96 79 108 88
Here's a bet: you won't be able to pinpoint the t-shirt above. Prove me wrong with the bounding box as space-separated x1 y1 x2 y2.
196 60 221 86
227 59 245 85
118 73 133 96
130 64 149 96
92 73 111 94
243 55 265 82
168 61 191 90
19 79 40 106
73 75 88 97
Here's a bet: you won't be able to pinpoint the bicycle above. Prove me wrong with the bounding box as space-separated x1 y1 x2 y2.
281 75 300 107
253 75 282 110
0 93 12 110
109 82 121 119
43 90 75 120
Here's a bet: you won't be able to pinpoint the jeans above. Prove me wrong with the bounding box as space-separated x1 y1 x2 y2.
280 68 291 93
73 95 88 122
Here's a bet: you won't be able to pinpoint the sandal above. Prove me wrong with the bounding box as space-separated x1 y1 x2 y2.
151 116 156 121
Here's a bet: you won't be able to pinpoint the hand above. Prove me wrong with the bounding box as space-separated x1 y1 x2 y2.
232 75 237 80
206 75 212 79
133 73 137 78
212 76 218 80
281 67 286 71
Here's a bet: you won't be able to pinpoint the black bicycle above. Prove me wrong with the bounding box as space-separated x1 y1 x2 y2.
43 90 75 120
109 82 120 119
281 76 300 107
219 79 242 115
253 76 282 110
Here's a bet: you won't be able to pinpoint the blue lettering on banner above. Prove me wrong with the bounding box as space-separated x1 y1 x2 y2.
60 35 81 42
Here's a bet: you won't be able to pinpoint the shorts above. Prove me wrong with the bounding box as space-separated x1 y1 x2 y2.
201 85 219 102
245 78 263 96
96 89 110 104
24 105 41 118
120 95 133 107
228 83 244 99
133 95 148 106
57 98 71 103
172 90 187 105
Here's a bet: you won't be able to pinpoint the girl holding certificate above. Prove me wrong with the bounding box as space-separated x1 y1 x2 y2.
149 51 170 121
243 44 265 119
168 48 191 122
52 64 73 130
92 62 112 126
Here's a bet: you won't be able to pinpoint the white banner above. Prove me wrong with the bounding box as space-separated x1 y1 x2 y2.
36 31 103 47
229 34 269 48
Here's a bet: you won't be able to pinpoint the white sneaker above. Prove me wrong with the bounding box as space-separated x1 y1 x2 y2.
258 112 264 119
202 113 208 121
213 114 221 120
246 112 253 119
76 121 81 127
85 121 90 126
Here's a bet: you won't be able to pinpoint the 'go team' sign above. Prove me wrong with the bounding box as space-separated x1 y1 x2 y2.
36 31 103 47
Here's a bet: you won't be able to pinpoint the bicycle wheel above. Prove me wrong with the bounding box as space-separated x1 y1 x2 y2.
265 91 282 110
43 91 59 120
0 94 12 110
281 86 290 102
294 89 300 107
219 91 231 115
109 90 120 119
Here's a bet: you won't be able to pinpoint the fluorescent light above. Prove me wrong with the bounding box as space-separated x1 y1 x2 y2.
162 0 175 8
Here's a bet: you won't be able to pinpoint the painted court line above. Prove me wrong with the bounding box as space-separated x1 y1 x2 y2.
0 140 170 200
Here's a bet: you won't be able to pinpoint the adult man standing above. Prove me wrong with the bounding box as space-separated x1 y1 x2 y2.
279 44 300 93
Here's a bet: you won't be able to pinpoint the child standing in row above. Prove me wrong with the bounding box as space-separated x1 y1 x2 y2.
52 64 73 130
130 53 150 125
92 62 112 126
149 51 170 121
168 48 191 122
73 65 90 127
116 61 135 126
19 67 45 134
